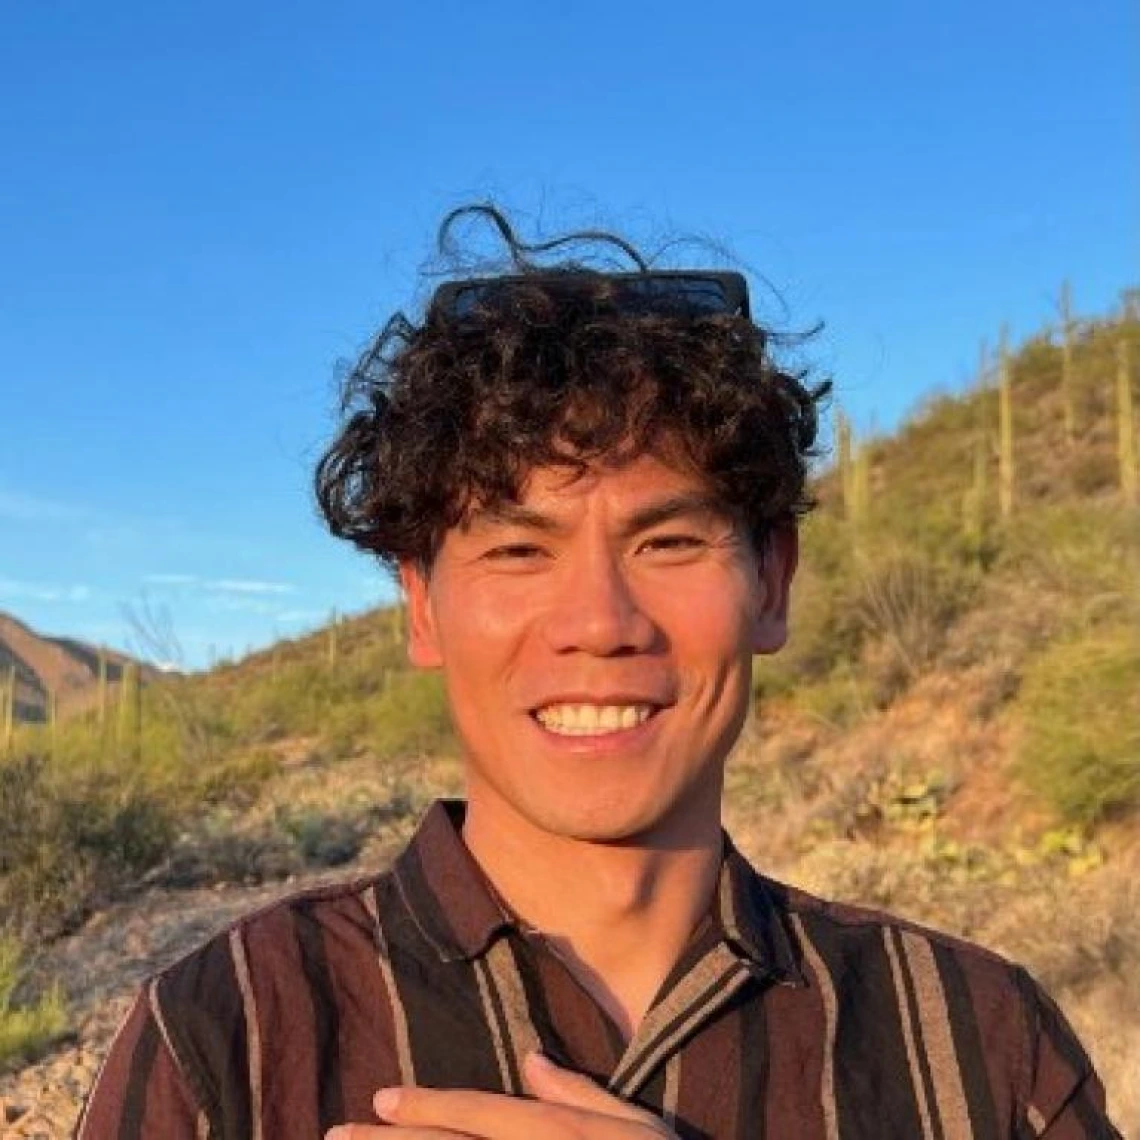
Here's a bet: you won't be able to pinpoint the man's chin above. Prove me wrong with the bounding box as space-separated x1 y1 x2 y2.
518 795 707 849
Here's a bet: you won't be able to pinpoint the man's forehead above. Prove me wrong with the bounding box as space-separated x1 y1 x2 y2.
456 455 728 530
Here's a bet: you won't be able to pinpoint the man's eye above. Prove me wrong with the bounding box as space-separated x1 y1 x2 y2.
640 534 706 554
484 543 545 560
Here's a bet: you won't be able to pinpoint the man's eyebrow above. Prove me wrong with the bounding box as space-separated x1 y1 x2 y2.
620 492 731 536
462 502 562 533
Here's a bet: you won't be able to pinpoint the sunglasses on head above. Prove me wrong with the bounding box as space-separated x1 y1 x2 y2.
429 270 752 322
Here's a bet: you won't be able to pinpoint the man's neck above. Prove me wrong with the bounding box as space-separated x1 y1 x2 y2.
460 794 724 1042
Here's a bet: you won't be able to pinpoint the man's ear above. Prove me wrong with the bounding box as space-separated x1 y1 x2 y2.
752 524 798 656
398 560 443 668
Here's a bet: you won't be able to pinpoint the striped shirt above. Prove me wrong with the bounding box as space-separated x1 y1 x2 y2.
78 799 1120 1139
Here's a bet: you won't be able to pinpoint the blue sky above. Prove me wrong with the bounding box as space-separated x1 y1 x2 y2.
2 0 1136 669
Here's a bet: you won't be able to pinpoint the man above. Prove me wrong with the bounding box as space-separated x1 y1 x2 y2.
78 207 1119 1138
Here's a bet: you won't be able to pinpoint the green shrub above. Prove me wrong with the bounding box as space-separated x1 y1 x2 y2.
362 671 454 759
0 935 68 1071
850 548 979 692
1016 631 1140 826
791 664 873 729
0 754 175 941
997 503 1140 608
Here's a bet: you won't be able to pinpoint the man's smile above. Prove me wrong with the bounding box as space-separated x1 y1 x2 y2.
531 702 660 736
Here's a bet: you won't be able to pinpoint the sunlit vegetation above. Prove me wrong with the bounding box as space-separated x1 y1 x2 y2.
0 936 68 1069
1 291 1136 1084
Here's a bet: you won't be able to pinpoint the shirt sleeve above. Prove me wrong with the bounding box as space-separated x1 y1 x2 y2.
76 986 207 1139
1015 968 1122 1140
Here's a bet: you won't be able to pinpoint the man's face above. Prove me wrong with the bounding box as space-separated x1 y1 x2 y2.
400 452 796 846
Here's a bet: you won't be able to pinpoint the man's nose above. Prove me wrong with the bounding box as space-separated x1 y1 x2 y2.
543 545 657 656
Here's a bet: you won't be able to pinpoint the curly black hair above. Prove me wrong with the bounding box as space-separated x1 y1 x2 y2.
315 206 829 570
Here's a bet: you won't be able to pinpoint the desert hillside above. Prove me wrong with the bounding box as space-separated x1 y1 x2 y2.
0 613 157 727
1 297 1137 1136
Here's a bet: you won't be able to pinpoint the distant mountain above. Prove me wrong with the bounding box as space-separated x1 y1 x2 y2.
0 612 158 724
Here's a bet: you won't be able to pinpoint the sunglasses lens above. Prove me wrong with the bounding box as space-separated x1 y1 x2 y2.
441 275 742 319
620 277 730 313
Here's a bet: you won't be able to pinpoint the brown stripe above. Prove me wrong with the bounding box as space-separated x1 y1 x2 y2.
958 949 1022 1129
929 941 1002 1136
668 979 745 1140
313 885 401 1110
474 956 516 1092
719 865 743 943
613 952 751 1096
613 942 738 1089
1020 969 1106 1135
526 945 622 1081
662 1052 681 1128
883 927 936 1140
145 980 209 1122
154 929 252 1135
789 914 839 1140
119 1009 161 1140
146 981 178 1064
228 927 264 1140
76 994 149 1138
240 903 317 1137
362 884 416 1085
484 938 540 1087
900 932 974 1140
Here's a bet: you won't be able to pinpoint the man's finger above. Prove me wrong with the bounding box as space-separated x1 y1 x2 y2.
326 1123 475 1139
369 1079 668 1138
522 1052 665 1127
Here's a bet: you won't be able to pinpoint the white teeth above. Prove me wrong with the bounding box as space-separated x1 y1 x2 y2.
535 703 655 736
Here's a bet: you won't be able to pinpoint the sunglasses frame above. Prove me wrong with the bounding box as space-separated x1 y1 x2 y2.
429 269 752 322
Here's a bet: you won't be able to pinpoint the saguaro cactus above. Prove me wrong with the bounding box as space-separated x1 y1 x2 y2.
852 438 870 532
97 648 108 730
1118 339 1137 503
328 609 339 672
2 664 15 758
835 408 854 518
998 325 1015 518
117 662 133 751
48 688 58 758
134 665 144 764
1060 281 1076 446
389 603 405 648
963 436 988 552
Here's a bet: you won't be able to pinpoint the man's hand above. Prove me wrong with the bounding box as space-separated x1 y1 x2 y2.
325 1051 679 1139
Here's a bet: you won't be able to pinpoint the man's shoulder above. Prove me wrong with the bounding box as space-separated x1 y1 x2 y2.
153 867 400 1010
758 870 1024 990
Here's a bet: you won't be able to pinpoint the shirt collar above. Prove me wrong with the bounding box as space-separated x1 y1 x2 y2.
391 799 514 962
394 798 804 986
716 834 806 987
